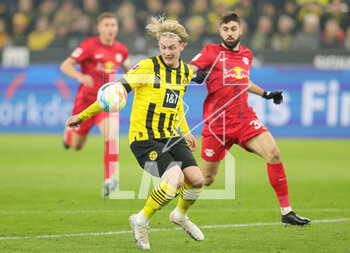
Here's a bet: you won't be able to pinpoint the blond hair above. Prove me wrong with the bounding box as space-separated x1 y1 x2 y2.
146 16 189 44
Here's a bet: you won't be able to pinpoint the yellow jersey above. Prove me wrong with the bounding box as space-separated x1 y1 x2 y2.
78 56 193 144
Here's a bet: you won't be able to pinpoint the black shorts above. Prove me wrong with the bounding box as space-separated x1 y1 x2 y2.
130 137 198 177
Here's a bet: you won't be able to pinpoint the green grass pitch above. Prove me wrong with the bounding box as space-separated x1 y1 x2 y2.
1 134 350 252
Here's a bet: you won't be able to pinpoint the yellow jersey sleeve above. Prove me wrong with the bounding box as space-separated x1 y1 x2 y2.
119 59 154 93
78 101 102 122
177 101 190 135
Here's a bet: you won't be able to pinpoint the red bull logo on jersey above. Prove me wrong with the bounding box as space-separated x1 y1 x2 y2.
96 61 117 74
104 61 115 74
224 67 249 80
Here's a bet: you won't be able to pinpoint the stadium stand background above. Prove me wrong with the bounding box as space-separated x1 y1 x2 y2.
0 0 349 64
0 0 349 137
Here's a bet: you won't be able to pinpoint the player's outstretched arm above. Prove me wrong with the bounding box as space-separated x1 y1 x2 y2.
262 91 283 104
248 80 283 104
188 64 210 83
247 80 264 96
66 115 82 128
188 64 199 73
66 101 102 128
121 61 131 73
192 71 209 84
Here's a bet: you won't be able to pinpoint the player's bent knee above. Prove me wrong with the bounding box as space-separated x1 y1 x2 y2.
204 176 215 186
177 177 185 189
71 144 84 151
197 176 205 188
162 167 184 189
176 171 185 189
188 176 204 188
266 147 281 163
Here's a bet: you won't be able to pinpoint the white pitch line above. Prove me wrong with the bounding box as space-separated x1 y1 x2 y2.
1 208 350 215
1 218 349 241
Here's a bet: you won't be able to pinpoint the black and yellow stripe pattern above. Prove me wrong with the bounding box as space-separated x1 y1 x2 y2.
177 183 203 213
150 183 177 206
142 181 178 219
119 56 193 144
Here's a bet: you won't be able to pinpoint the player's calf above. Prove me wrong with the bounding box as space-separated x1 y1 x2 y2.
62 128 71 149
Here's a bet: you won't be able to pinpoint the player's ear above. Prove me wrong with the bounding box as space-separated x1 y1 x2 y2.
218 24 223 36
179 42 185 52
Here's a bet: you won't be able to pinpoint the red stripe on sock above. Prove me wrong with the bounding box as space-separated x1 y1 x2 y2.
104 140 118 180
267 162 290 208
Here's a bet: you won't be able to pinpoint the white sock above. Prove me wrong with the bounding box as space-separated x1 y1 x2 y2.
174 207 187 220
136 211 149 227
281 206 292 215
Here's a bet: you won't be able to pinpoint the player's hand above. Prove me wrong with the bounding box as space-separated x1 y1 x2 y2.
184 133 197 152
66 115 83 128
192 71 209 84
78 74 94 87
263 91 283 104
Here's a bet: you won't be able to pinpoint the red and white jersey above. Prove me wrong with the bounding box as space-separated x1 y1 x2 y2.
70 36 129 95
190 44 254 126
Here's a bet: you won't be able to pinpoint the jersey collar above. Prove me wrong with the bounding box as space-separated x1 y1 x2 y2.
158 55 182 70
219 44 241 53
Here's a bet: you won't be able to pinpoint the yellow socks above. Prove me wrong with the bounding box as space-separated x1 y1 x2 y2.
177 182 203 214
137 181 203 226
141 181 178 219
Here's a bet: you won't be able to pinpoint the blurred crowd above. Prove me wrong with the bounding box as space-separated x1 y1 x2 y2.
0 0 349 53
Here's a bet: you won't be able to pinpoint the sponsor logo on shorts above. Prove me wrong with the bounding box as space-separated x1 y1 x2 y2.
204 148 215 157
149 151 158 161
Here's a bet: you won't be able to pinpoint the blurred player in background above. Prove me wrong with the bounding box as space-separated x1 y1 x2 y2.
66 17 205 250
60 12 130 196
189 11 311 226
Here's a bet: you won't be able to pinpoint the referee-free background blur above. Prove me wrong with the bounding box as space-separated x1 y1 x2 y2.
1 0 349 252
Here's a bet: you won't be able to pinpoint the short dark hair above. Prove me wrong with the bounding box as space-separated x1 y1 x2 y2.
97 12 117 23
219 11 240 26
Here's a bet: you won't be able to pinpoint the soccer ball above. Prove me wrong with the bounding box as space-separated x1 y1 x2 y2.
97 82 127 112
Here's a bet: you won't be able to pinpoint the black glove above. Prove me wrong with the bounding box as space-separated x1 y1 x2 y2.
192 71 209 83
263 91 283 104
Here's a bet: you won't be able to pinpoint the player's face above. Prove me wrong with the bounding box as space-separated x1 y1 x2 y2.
98 17 118 42
219 21 242 50
158 36 185 68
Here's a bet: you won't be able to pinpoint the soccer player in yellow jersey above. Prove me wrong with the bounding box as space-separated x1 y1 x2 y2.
66 17 205 250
